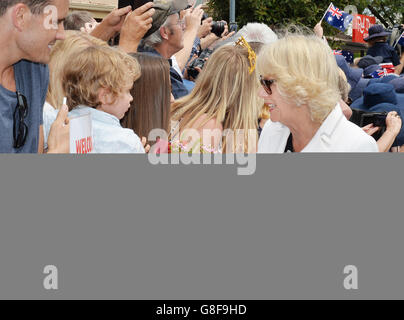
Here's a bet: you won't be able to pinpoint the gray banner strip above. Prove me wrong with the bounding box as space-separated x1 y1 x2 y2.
0 154 403 299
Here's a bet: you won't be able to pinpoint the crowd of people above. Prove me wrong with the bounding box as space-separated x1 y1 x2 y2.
1 0 404 154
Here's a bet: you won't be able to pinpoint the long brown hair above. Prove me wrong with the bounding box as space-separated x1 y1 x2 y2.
121 53 171 140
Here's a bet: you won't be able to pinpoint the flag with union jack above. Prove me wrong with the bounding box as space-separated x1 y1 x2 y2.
380 63 395 74
324 3 353 32
369 69 388 79
369 63 395 78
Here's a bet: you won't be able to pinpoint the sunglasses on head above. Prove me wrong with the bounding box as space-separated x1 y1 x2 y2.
259 76 275 95
13 91 29 149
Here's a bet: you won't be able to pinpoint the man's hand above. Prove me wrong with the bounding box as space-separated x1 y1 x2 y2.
385 111 402 135
119 2 155 53
90 5 133 41
208 24 236 49
198 17 212 39
362 123 380 136
80 21 99 34
314 22 324 39
184 5 204 32
47 104 70 154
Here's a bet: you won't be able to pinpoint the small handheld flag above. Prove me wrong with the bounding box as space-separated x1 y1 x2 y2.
324 3 353 32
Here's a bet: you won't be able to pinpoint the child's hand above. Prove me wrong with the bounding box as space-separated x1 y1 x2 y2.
142 137 150 153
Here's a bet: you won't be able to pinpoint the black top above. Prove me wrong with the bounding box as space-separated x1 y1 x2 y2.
284 133 294 153
367 42 400 66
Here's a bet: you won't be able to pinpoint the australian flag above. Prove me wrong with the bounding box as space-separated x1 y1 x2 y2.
333 50 354 64
324 3 353 32
369 69 387 79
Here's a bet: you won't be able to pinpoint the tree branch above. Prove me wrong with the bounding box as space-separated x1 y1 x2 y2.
367 5 389 27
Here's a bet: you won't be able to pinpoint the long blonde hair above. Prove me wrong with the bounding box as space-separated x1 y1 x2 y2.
47 30 109 109
171 45 261 152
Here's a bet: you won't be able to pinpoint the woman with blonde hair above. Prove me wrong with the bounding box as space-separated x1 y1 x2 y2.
171 39 261 153
257 35 378 153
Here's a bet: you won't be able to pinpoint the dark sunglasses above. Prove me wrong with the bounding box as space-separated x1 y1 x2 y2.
13 91 29 149
260 76 275 95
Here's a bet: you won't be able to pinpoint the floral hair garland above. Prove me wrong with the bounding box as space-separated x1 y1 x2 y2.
235 36 256 74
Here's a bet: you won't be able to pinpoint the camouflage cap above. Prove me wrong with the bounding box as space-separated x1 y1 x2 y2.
143 0 189 39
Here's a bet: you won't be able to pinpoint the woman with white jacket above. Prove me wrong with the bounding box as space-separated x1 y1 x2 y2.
257 35 378 153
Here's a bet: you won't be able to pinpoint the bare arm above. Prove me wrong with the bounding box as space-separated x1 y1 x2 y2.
174 5 204 72
375 111 402 152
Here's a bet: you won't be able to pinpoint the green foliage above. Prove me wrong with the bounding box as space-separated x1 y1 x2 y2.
208 0 403 30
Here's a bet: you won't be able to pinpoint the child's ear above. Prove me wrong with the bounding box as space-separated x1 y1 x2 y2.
98 88 114 105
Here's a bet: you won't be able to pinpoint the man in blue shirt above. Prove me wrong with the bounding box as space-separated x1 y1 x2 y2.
0 0 70 153
141 0 189 99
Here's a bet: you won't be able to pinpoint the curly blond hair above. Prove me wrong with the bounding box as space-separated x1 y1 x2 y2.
47 31 109 109
62 45 140 110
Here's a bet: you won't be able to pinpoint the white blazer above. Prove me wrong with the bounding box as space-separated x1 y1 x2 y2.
258 104 379 153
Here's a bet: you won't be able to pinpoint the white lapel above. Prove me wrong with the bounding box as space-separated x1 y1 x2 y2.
303 105 344 152
267 121 291 152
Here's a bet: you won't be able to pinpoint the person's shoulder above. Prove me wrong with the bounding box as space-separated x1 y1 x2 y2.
117 128 145 153
15 59 49 94
16 59 49 79
194 115 223 132
337 118 378 151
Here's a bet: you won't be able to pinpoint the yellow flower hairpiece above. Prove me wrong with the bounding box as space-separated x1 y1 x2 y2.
235 36 256 74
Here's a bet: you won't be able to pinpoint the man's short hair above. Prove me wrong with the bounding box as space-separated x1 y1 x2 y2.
64 11 94 31
0 0 52 16
143 15 173 48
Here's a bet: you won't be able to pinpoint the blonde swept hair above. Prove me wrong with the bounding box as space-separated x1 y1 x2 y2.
47 30 109 110
257 35 341 123
338 68 351 103
171 45 261 153
62 45 140 111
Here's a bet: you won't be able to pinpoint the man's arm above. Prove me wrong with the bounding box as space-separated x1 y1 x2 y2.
174 5 204 72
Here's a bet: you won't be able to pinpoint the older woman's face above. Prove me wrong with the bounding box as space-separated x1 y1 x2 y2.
258 80 296 125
